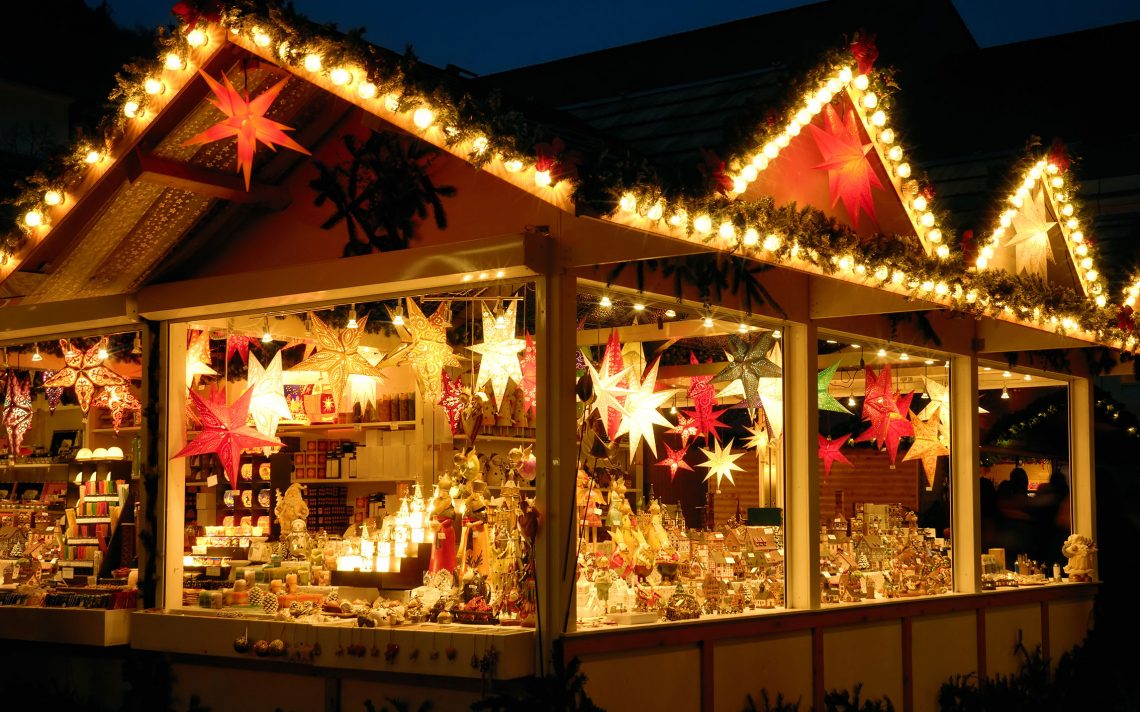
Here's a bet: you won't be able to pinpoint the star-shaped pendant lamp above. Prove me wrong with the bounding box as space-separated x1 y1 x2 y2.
680 405 732 445
743 422 770 452
186 330 218 389
92 385 140 434
599 332 628 439
614 356 678 462
173 386 284 488
918 376 987 446
3 373 32 456
518 332 537 414
698 437 746 493
656 442 693 481
818 361 851 414
860 364 898 438
712 332 782 409
226 334 257 365
858 390 915 466
667 412 700 448
387 299 458 405
1004 187 1057 277
41 370 63 414
291 312 386 406
184 71 311 190
438 370 465 435
468 300 526 407
719 341 784 439
247 352 291 445
582 351 630 430
808 103 882 228
818 434 853 479
43 340 128 415
903 407 949 486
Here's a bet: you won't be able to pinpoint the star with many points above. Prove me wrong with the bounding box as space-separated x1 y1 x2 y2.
582 351 630 429
818 434 853 479
92 385 140 435
385 299 459 405
698 438 746 492
808 103 882 228
1004 187 1057 277
185 330 217 389
3 373 32 455
247 352 291 446
615 356 678 462
903 406 949 485
291 312 386 406
712 332 782 409
468 300 526 407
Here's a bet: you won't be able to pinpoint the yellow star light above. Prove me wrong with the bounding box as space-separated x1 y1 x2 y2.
186 330 218 388
384 299 458 404
919 376 987 446
468 300 526 407
247 352 291 445
902 407 949 486
92 385 140 434
698 437 746 492
291 312 386 406
43 340 128 415
614 356 678 462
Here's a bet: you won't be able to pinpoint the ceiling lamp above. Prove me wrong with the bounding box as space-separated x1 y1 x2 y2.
31 345 42 362
346 305 359 330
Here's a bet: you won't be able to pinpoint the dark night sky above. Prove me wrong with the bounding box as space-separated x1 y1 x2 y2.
97 0 1140 74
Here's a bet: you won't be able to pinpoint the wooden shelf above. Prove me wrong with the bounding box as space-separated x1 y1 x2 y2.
466 434 535 443
81 495 121 503
75 517 112 524
90 427 141 434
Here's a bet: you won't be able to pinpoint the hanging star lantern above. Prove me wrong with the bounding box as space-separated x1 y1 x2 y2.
468 300 526 407
818 361 851 414
697 437 746 492
185 330 217 388
599 332 629 438
667 411 700 448
41 370 63 414
438 370 466 435
656 442 693 481
92 385 140 434
226 334 257 365
386 299 458 404
919 376 987 445
518 332 537 414
719 341 784 439
860 364 898 438
712 332 782 409
680 405 732 444
43 340 128 415
808 103 882 228
858 390 915 465
818 434 853 479
582 350 630 430
183 71 311 190
173 386 284 488
1004 187 1057 277
743 422 770 452
247 352 291 445
291 312 386 406
615 356 678 462
903 407 949 485
3 373 32 456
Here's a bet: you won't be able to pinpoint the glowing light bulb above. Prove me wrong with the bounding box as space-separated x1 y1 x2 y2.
743 228 759 247
97 343 109 361
838 66 853 83
1052 176 1063 188
693 215 713 234
928 229 942 243
412 107 435 129
534 170 552 187
85 150 103 164
303 54 323 73
853 74 870 91
123 101 141 118
23 210 43 228
718 221 736 241
356 81 377 99
633 303 646 312
976 256 989 269
599 295 612 308
703 315 714 328
471 136 489 155
879 128 895 144
383 94 400 112
144 78 164 95
738 322 748 333
1087 269 1098 282
1096 294 1107 308
921 212 935 228
741 165 758 182
896 163 911 178
347 307 359 329
772 330 782 339
619 193 637 212
31 345 42 362
253 29 271 47
1001 386 1010 399
646 202 663 221
888 145 903 161
1062 203 1074 217
1002 370 1011 378
329 67 352 86
503 159 523 173
862 93 878 109
762 233 781 252
877 348 887 357
164 52 184 71
44 190 63 206
665 309 676 318
936 244 950 259
186 29 208 48
912 195 928 212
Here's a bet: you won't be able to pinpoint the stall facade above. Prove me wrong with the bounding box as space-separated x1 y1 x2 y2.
0 4 1113 711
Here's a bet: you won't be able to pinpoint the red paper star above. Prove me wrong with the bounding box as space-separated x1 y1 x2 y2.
518 332 537 414
41 370 63 414
184 71 311 190
42 340 128 415
856 390 915 466
681 405 731 444
808 103 882 228
600 331 628 439
818 434 852 479
438 370 465 435
173 386 283 488
656 442 693 481
226 334 257 365
687 354 717 416
3 373 32 455
667 412 700 448
860 365 896 435
93 385 140 434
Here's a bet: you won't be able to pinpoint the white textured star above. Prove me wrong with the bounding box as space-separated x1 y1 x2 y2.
614 356 678 462
468 300 526 406
698 437 746 492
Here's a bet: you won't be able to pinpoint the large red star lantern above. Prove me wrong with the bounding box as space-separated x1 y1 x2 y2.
655 442 693 481
225 334 257 365
173 386 284 488
3 373 32 456
518 332 537 414
93 385 141 434
818 434 852 479
808 103 882 228
857 389 915 466
600 332 628 439
184 71 311 190
42 340 128 415
437 370 465 435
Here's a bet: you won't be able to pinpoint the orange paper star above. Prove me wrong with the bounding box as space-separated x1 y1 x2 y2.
184 71 311 189
292 312 387 406
93 385 140 434
902 407 949 486
808 103 882 228
42 340 128 415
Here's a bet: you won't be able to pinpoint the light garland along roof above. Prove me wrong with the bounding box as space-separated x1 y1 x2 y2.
0 2 1131 351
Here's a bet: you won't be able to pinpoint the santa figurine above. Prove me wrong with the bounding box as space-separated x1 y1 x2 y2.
429 474 458 573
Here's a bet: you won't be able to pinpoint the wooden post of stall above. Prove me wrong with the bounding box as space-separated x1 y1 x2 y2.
158 321 189 610
137 319 160 608
950 353 981 593
1069 375 1097 554
784 321 819 609
534 257 578 671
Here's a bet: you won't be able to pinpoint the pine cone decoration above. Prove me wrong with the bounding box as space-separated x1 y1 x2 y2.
249 587 264 607
263 594 279 614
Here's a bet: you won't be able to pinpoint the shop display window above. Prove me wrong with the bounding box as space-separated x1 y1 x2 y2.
166 283 541 626
573 288 786 629
977 365 1075 586
0 331 142 607
816 336 953 604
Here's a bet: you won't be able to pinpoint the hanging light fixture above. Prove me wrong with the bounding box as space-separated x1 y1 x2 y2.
261 317 273 343
847 395 857 408
1001 384 1010 400
391 306 405 327
599 294 612 308
31 344 43 362
132 334 142 355
921 366 931 399
702 304 714 329
97 339 109 361
346 305 359 330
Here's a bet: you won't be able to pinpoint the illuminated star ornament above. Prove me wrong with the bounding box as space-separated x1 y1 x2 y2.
903 407 949 486
43 340 128 415
292 312 386 406
817 361 851 414
697 438 746 492
656 442 693 481
468 301 526 407
667 412 700 448
186 330 218 388
680 404 731 444
599 332 629 439
743 423 770 452
919 376 986 446
719 340 784 440
184 70 311 190
438 370 465 435
92 385 140 434
247 352 291 445
808 103 882 228
1004 187 1057 277
712 332 782 409
226 334 257 365
858 389 915 466
818 434 852 479
387 299 458 405
173 386 284 488
615 357 678 462
518 332 537 414
41 370 63 414
3 373 32 456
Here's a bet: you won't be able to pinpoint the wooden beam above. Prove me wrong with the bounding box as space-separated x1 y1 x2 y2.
0 293 137 343
125 150 290 210
976 318 1095 353
810 275 937 319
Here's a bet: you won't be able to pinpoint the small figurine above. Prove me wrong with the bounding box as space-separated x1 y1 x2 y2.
275 483 309 534
284 518 310 560
1061 534 1096 581
429 474 458 573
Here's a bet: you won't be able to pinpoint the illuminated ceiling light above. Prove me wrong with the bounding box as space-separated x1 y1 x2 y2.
599 295 612 308
772 330 782 339
495 270 505 278
31 345 42 362
391 306 405 327
850 343 860 349
97 340 109 361
346 306 359 330
462 274 473 282
633 303 646 312
144 78 164 95
899 352 910 361
164 52 184 71
738 322 748 333
1001 385 1010 399
702 306 714 329
877 348 887 357
412 107 435 129
1002 370 1011 378
826 339 838 344
924 359 934 365
186 28 208 48
132 334 142 355
303 54 323 73
261 317 273 343
1023 374 1032 381
665 309 676 318
983 366 992 371
847 395 857 407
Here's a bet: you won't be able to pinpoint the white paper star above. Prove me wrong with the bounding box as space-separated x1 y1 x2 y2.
698 437 746 492
468 300 526 407
614 356 678 462
1004 187 1057 277
186 330 217 388
247 352 291 450
582 352 630 425
919 376 987 446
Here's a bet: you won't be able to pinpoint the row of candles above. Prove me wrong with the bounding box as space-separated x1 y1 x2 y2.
335 484 435 574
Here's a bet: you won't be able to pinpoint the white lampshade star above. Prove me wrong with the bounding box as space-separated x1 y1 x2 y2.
1004 187 1057 277
582 351 630 426
698 437 746 492
247 352 291 450
468 300 526 407
614 356 678 462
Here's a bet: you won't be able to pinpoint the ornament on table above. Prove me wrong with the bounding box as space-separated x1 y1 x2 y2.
818 434 853 479
185 330 217 389
438 370 466 435
291 312 386 406
614 356 678 462
225 333 257 365
41 370 63 414
468 300 526 408
2 372 32 456
808 103 882 228
1002 187 1057 277
92 385 140 434
173 386 284 488
247 352 291 448
697 438 745 492
518 332 537 414
184 70 311 190
655 442 693 481
817 360 851 414
384 299 458 405
901 407 948 486
580 347 630 437
43 339 128 415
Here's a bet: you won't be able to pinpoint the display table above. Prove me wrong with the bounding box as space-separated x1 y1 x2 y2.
0 606 131 646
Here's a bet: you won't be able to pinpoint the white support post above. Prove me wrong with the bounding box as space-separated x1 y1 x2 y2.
534 266 578 669
784 322 819 609
159 321 188 610
1069 376 1097 545
950 353 981 594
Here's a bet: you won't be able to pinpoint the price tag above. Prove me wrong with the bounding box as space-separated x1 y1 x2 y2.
62 568 74 580
206 566 221 577
206 475 218 487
